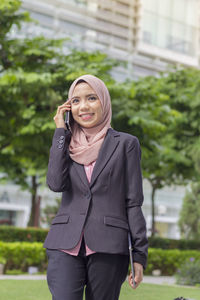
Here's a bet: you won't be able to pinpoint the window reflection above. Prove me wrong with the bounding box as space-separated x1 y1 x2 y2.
142 0 198 56
0 210 16 226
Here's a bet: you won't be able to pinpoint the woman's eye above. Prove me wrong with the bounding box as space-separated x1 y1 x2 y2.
72 98 79 104
88 96 97 101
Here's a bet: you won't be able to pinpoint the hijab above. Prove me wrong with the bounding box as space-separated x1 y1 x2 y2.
68 74 112 165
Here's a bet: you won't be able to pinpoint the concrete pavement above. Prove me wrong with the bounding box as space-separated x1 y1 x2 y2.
0 274 176 285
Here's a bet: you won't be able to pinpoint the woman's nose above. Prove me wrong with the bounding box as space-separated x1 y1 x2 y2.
79 100 89 110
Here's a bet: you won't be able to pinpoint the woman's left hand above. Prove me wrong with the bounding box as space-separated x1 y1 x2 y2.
128 262 143 289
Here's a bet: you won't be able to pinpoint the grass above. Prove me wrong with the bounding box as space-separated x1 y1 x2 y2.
0 280 199 300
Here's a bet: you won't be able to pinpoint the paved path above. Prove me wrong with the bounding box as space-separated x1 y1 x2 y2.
0 274 176 285
143 275 176 285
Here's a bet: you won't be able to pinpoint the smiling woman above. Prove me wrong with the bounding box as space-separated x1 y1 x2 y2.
44 74 148 300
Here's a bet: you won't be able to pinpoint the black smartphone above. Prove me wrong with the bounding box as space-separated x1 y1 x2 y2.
64 110 73 132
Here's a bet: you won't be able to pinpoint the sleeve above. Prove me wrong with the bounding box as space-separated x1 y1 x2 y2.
46 128 71 192
126 137 148 269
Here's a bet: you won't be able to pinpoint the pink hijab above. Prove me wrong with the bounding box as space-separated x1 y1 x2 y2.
68 74 112 165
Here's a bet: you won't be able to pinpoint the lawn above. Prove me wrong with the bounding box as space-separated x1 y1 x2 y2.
0 280 199 300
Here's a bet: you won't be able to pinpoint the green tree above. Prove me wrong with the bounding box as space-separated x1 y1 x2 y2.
0 0 117 226
161 67 200 183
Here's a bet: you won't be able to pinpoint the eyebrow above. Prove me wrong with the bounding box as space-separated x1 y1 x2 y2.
71 93 97 100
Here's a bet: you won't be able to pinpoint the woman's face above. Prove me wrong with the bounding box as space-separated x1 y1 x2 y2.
71 82 103 128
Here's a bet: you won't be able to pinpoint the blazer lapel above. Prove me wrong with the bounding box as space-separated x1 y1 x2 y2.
90 128 120 188
73 162 90 188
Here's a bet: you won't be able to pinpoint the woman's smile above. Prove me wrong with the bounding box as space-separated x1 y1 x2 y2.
79 113 95 120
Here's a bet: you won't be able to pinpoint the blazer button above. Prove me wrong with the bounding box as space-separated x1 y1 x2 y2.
60 136 65 140
58 140 64 144
58 144 63 149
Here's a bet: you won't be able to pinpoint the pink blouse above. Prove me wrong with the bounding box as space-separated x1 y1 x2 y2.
60 161 96 256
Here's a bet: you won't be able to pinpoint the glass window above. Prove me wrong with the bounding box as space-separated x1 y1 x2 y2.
142 0 199 56
172 0 186 23
157 17 171 49
142 11 157 45
143 0 157 13
186 0 198 26
158 0 171 18
0 210 16 226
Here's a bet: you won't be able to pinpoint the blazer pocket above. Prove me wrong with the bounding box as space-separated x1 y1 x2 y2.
104 216 129 231
51 214 70 225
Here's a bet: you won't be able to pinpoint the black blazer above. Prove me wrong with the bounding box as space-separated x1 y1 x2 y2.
43 127 148 268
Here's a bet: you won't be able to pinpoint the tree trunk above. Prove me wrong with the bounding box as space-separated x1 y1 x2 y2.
151 185 156 237
34 195 41 227
28 175 38 227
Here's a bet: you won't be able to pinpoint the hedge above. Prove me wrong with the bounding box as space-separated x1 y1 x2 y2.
0 241 47 273
0 241 200 275
1 226 200 250
148 237 200 250
145 248 200 275
0 226 48 242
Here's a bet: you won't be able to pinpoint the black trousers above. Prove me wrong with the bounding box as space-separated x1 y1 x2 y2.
46 236 129 300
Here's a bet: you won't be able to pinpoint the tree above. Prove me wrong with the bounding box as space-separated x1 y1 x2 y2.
0 0 118 226
110 76 181 236
179 182 200 241
161 68 200 182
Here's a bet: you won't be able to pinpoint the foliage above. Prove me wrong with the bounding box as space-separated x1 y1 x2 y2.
176 258 200 286
179 182 200 241
0 256 6 264
1 226 200 250
145 248 200 275
149 236 200 250
0 241 47 273
0 225 48 242
161 67 200 183
1 239 200 277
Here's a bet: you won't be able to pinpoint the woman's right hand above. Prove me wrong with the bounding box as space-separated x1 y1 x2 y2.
53 100 71 129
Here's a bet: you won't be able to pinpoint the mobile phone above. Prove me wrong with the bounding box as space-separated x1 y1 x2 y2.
64 110 73 132
128 232 136 288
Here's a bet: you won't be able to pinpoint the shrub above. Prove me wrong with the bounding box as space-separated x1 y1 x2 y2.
0 241 47 273
144 248 200 275
0 240 200 276
0 256 6 264
1 226 200 250
0 226 48 242
175 258 200 286
148 236 200 250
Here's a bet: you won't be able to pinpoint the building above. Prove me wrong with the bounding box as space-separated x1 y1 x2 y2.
1 0 199 238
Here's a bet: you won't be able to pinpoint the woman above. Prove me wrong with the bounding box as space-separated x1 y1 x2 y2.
44 74 148 300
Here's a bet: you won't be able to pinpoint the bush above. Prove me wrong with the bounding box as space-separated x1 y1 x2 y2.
144 248 200 275
0 226 48 242
1 226 200 250
175 258 200 286
0 256 6 265
0 240 200 276
148 237 200 250
0 241 47 273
